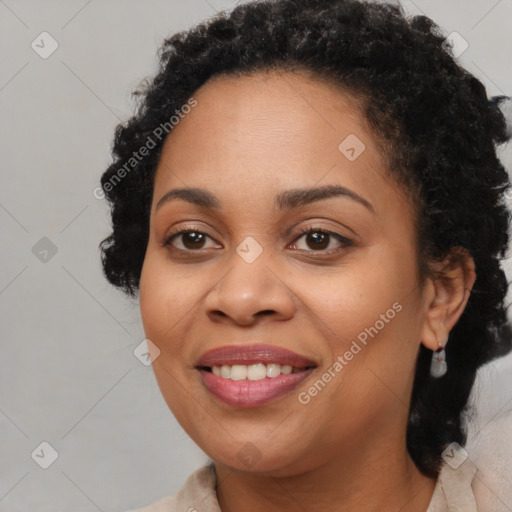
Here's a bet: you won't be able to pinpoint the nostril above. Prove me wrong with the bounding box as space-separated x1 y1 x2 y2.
257 310 275 316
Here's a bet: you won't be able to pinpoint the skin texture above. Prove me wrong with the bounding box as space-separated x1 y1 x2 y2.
139 69 476 512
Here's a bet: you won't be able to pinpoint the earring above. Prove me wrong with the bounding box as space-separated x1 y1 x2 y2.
430 338 448 378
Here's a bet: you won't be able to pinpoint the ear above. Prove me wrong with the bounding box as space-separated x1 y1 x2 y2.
420 248 476 351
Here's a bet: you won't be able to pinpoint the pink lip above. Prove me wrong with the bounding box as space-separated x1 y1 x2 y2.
199 368 315 407
195 344 317 368
195 344 317 408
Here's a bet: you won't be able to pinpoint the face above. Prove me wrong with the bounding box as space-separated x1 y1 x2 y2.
139 69 431 476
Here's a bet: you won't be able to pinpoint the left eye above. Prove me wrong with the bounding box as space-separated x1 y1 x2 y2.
290 229 352 252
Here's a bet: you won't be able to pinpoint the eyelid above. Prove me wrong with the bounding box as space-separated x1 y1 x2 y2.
279 213 359 241
162 226 355 258
289 225 354 252
162 224 221 248
162 223 354 256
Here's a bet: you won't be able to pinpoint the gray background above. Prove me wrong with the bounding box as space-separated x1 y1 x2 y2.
1 1 511 511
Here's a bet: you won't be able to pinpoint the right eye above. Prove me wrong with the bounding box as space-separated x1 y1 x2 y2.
162 228 221 252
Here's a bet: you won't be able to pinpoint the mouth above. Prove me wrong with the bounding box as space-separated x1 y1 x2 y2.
195 344 317 407
203 362 312 379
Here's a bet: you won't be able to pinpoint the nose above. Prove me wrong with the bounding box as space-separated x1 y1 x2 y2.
204 252 297 326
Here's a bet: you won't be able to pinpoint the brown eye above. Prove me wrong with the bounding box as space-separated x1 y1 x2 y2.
290 228 353 253
163 229 220 251
304 231 329 250
181 231 206 249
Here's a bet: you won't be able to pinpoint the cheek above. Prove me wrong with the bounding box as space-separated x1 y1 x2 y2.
139 254 205 420
139 252 202 340
303 253 413 348
300 248 422 412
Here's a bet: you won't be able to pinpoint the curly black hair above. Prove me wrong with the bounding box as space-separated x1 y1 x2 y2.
99 0 512 478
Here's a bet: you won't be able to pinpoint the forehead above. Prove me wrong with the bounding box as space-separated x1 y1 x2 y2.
153 69 401 214
159 69 372 158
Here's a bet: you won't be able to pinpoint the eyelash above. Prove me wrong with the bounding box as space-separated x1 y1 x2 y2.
162 226 216 251
162 224 354 256
292 225 354 253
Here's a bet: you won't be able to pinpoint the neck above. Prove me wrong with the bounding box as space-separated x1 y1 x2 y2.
215 443 437 512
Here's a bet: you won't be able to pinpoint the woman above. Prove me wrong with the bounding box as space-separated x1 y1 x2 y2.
99 0 512 510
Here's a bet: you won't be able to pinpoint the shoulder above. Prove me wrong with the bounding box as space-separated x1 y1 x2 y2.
467 354 512 510
426 354 512 512
426 458 478 512
126 464 219 512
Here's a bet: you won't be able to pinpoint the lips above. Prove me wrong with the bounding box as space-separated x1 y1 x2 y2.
196 344 317 369
195 344 317 408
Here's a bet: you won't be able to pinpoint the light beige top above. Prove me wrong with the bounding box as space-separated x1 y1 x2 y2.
127 459 478 512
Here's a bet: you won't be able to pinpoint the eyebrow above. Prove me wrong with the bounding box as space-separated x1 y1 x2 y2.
155 184 375 213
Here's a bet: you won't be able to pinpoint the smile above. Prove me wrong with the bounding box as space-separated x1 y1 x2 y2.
211 363 304 380
195 344 317 407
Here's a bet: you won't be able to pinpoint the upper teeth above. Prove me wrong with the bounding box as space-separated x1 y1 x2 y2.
212 363 299 381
